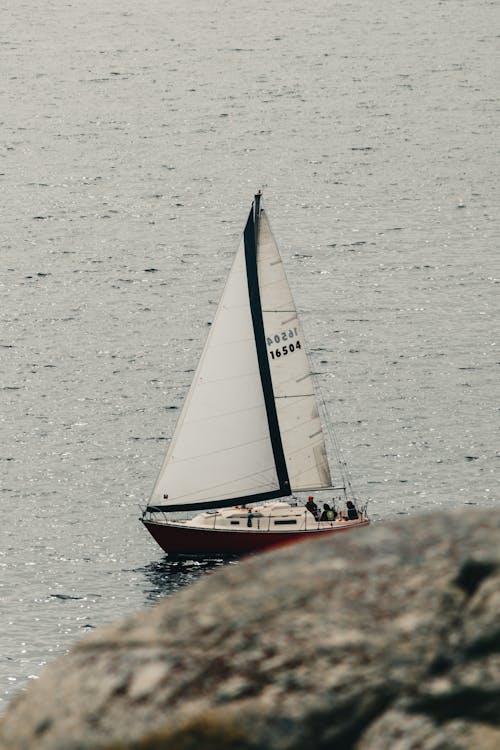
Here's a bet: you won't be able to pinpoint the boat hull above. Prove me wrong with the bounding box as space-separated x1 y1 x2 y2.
141 517 370 556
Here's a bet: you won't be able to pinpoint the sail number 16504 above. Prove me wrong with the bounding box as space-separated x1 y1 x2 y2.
266 328 301 360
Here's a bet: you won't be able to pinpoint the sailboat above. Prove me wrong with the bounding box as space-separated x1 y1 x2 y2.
141 193 369 555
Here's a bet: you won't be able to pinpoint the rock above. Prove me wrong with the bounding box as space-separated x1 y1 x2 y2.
1 508 499 750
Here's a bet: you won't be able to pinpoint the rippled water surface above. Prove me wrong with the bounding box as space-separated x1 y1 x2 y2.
1 0 498 708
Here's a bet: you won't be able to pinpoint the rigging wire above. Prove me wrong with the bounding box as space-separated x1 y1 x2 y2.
311 354 368 514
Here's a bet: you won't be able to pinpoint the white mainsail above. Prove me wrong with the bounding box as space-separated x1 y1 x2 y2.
149 236 281 510
258 210 332 491
149 196 332 512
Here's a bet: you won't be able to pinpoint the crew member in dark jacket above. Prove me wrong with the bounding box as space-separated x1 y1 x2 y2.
305 495 320 520
346 500 359 520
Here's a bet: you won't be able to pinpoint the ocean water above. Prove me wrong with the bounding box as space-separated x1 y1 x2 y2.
1 0 498 709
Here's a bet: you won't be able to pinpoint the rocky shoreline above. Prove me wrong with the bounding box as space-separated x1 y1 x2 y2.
1 508 499 750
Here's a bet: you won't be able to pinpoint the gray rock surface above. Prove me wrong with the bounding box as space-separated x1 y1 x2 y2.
1 508 499 750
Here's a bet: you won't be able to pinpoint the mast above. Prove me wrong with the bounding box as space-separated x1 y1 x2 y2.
244 192 291 497
254 190 261 233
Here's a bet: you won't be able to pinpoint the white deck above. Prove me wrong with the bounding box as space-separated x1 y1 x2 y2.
168 501 365 532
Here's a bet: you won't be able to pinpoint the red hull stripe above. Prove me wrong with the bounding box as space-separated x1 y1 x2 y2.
141 519 369 555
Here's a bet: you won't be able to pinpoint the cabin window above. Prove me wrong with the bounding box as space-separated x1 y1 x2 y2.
230 521 240 525
274 519 297 525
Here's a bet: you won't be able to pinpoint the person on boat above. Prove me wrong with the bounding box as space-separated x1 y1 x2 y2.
346 500 359 520
320 503 336 521
305 496 320 520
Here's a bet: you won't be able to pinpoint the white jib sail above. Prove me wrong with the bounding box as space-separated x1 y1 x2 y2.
149 237 280 509
258 210 332 491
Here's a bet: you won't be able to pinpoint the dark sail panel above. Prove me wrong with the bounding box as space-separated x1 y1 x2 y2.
244 194 291 497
